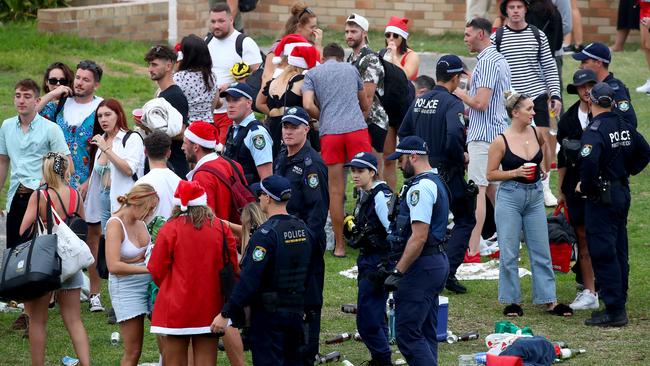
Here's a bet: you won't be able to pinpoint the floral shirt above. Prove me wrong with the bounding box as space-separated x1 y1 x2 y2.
348 46 389 130
41 97 102 188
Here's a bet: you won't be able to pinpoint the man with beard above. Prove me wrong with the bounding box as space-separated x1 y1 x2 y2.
38 60 104 193
144 45 190 179
345 13 389 177
207 3 263 144
383 136 450 366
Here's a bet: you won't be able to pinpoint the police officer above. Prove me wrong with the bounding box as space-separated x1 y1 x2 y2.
572 42 637 128
399 54 476 294
211 175 317 365
383 136 450 366
343 152 392 366
221 82 274 184
579 83 650 327
273 106 328 364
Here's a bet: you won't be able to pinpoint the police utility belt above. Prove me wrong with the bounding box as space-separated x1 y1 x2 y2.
594 177 627 204
259 292 304 314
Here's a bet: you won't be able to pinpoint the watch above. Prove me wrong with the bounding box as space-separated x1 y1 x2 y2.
221 310 230 319
392 269 403 276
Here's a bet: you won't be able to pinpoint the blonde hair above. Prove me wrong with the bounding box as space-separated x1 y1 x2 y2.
42 152 70 189
169 205 215 230
504 91 530 118
240 203 267 264
115 184 159 216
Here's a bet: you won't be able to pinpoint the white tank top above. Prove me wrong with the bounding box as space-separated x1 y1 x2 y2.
107 217 149 260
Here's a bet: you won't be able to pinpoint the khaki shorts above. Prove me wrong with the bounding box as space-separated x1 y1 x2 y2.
468 141 492 187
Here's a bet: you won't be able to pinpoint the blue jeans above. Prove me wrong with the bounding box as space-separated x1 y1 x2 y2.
99 187 111 234
495 180 556 305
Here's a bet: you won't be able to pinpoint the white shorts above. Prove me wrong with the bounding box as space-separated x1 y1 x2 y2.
468 141 492 187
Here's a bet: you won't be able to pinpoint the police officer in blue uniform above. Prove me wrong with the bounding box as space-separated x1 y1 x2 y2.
273 106 329 364
383 136 450 365
211 175 317 365
221 82 274 184
573 42 637 128
579 83 650 327
399 54 476 295
343 152 393 366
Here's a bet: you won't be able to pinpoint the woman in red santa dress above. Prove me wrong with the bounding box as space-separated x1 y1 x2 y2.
147 180 239 366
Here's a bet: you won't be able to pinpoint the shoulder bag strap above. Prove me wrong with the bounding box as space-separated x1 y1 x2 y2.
220 220 231 266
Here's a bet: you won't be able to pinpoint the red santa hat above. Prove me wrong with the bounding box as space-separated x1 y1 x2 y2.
184 121 217 149
272 34 312 65
173 180 207 212
385 16 409 39
288 46 321 70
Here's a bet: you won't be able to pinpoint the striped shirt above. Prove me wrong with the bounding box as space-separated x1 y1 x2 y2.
490 25 561 99
467 45 512 143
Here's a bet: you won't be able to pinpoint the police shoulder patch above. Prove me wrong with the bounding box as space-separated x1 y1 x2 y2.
409 189 420 206
252 134 266 150
458 113 465 125
617 100 630 112
580 144 592 157
252 246 267 262
307 173 319 188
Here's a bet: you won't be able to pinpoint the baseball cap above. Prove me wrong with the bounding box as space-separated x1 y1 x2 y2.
386 136 429 160
344 152 378 172
589 82 614 107
436 55 468 77
567 69 598 95
259 175 292 202
346 13 369 32
282 106 310 126
220 82 254 100
572 42 611 64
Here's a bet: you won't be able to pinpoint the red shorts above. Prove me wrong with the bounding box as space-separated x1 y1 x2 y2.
320 129 372 165
213 113 233 145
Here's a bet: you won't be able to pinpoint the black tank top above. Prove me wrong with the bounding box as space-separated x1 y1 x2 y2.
500 127 543 183
263 74 305 110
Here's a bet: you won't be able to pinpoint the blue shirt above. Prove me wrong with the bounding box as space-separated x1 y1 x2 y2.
0 114 70 210
235 113 273 167
406 169 439 224
467 45 511 143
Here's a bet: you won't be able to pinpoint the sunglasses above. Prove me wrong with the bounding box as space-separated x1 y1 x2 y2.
47 78 68 85
298 7 314 19
385 32 401 39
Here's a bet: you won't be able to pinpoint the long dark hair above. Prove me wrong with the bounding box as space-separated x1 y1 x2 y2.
42 62 74 94
89 98 130 172
384 36 409 55
178 34 215 92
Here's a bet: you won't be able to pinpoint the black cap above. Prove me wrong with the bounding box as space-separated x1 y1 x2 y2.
572 42 611 64
386 136 429 160
282 106 310 126
344 152 378 172
259 175 292 202
567 69 598 95
436 54 468 77
589 82 614 107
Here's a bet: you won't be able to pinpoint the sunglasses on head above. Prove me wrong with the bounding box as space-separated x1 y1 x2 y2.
48 78 68 85
385 32 400 39
299 7 314 19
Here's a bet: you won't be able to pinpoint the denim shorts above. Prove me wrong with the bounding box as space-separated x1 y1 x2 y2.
108 265 151 323
99 188 111 234
61 270 83 290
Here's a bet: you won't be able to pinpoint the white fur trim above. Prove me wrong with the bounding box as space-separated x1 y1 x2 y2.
287 55 308 69
272 56 282 65
184 128 216 149
150 326 213 335
283 42 312 58
385 25 409 39
173 193 207 211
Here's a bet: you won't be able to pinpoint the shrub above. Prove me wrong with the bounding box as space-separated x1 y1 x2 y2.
0 0 69 21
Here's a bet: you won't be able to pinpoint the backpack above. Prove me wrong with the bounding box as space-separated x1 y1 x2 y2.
205 32 266 112
43 187 88 243
353 48 415 124
526 0 564 54
122 130 173 182
195 155 256 223
238 0 258 12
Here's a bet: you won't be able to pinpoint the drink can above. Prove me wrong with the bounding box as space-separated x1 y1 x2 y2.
111 331 120 345
341 304 357 314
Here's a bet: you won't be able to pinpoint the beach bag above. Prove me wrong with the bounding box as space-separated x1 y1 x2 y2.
0 190 61 301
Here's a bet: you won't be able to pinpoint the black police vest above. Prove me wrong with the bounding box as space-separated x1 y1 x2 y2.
387 172 448 259
262 217 312 312
353 183 391 254
588 115 633 183
224 120 264 184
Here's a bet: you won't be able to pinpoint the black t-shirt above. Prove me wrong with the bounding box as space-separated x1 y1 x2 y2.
159 84 190 179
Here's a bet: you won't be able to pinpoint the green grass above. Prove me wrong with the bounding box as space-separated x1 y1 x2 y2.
1 21 649 365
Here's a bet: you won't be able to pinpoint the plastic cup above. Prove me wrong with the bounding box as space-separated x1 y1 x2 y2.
132 108 143 122
523 163 537 181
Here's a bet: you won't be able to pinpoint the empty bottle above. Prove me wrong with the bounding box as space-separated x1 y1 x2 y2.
341 304 357 314
459 331 480 341
560 348 586 360
318 351 341 363
353 331 362 341
342 361 355 366
325 332 351 344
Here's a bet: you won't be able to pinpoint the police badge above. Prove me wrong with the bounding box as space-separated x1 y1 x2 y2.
410 190 420 206
307 173 319 188
580 144 592 157
252 246 267 262
253 135 266 150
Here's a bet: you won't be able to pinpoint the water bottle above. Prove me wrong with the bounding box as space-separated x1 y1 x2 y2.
458 354 477 366
387 294 396 344
110 331 120 345
325 332 351 344
317 351 341 363
383 48 392 62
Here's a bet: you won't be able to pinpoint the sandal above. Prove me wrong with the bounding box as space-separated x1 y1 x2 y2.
547 303 574 317
503 304 523 317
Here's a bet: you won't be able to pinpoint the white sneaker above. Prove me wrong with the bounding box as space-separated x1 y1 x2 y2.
569 289 600 310
636 79 650 93
89 294 105 312
543 186 558 207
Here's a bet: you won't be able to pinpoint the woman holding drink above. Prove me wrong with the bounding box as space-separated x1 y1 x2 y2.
486 92 573 318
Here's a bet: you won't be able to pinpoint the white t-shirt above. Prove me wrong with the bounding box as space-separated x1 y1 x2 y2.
135 167 181 220
207 30 263 113
64 97 103 127
109 130 145 212
578 107 589 130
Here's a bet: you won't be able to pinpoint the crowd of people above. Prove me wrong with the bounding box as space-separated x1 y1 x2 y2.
1 0 650 365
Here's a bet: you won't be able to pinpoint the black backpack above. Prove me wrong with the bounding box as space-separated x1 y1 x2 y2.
526 0 564 54
205 32 267 112
353 48 415 124
45 187 88 243
238 0 258 12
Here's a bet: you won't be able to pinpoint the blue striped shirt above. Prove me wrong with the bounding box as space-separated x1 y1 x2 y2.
467 45 511 143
